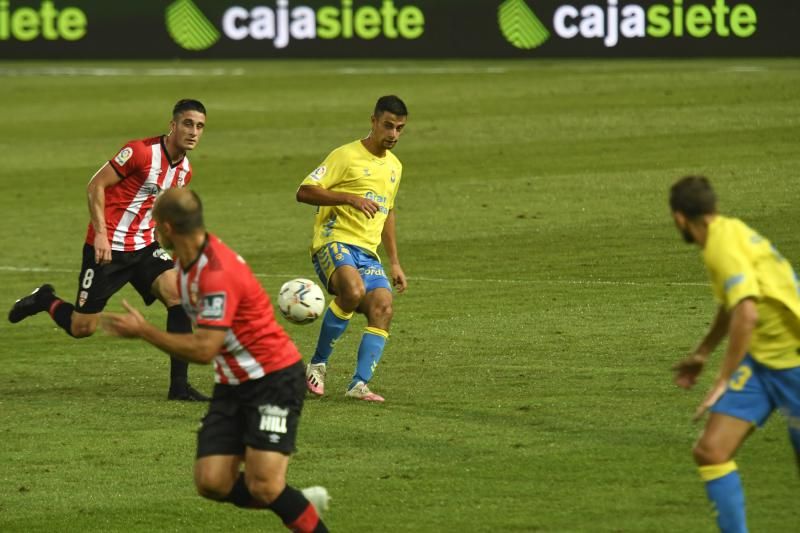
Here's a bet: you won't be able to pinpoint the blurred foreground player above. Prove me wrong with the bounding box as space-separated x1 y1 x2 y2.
670 176 800 533
8 99 208 401
103 189 329 532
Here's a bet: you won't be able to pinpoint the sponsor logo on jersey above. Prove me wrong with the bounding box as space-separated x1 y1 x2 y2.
258 404 289 434
310 165 327 181
114 147 133 166
365 191 389 214
200 292 226 320
142 183 160 196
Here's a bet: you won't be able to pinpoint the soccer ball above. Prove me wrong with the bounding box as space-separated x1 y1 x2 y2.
277 278 326 325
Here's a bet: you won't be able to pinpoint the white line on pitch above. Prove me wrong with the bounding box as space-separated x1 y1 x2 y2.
0 265 707 287
0 67 246 77
720 66 767 73
410 275 707 287
335 66 508 75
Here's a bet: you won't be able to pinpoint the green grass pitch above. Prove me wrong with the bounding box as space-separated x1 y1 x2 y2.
1 59 799 532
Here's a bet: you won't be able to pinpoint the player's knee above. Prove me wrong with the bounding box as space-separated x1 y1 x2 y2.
371 299 393 324
70 319 97 338
246 474 286 504
340 283 366 307
194 472 231 501
692 440 728 466
195 483 226 501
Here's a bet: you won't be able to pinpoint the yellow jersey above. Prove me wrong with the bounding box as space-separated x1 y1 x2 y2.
703 216 800 369
300 139 402 259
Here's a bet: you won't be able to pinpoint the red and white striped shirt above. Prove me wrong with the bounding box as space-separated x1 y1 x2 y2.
177 234 302 385
85 136 192 252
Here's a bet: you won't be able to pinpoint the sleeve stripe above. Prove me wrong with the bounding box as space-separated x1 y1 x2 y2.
724 273 745 293
108 161 126 180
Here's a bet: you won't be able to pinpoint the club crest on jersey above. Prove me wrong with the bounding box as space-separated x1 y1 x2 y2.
309 165 327 181
114 147 133 166
200 292 226 320
176 171 187 187
390 169 397 183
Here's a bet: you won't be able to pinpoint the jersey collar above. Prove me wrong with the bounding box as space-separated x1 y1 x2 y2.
160 136 186 169
183 233 210 271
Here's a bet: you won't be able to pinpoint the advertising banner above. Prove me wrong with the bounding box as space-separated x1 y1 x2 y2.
0 0 798 58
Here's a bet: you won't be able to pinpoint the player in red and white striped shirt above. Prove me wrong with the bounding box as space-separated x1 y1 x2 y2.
8 100 208 401
103 189 330 533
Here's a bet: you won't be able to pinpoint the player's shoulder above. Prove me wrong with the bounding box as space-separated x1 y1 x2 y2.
113 136 159 162
110 137 145 168
327 139 362 159
716 216 756 246
206 235 248 271
120 136 160 150
705 216 751 262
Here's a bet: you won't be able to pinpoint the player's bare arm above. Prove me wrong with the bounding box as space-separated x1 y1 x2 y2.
692 298 757 421
673 305 730 389
102 300 226 364
381 210 406 293
87 163 121 265
296 184 380 218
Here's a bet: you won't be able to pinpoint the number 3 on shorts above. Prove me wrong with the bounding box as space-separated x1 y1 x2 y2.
82 268 95 289
728 365 753 391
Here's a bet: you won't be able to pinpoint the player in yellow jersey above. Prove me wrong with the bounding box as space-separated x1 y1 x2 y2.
296 96 409 402
670 176 800 533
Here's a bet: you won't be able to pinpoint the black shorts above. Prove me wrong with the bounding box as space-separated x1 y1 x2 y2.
75 243 174 314
196 362 306 458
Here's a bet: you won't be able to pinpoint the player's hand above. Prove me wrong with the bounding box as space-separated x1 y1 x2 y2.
692 378 727 422
101 299 146 338
348 195 381 219
93 233 112 265
672 353 706 389
391 263 407 293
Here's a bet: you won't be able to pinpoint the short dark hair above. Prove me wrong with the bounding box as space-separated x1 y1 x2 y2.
173 99 206 119
374 95 407 117
669 176 717 219
153 189 205 235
